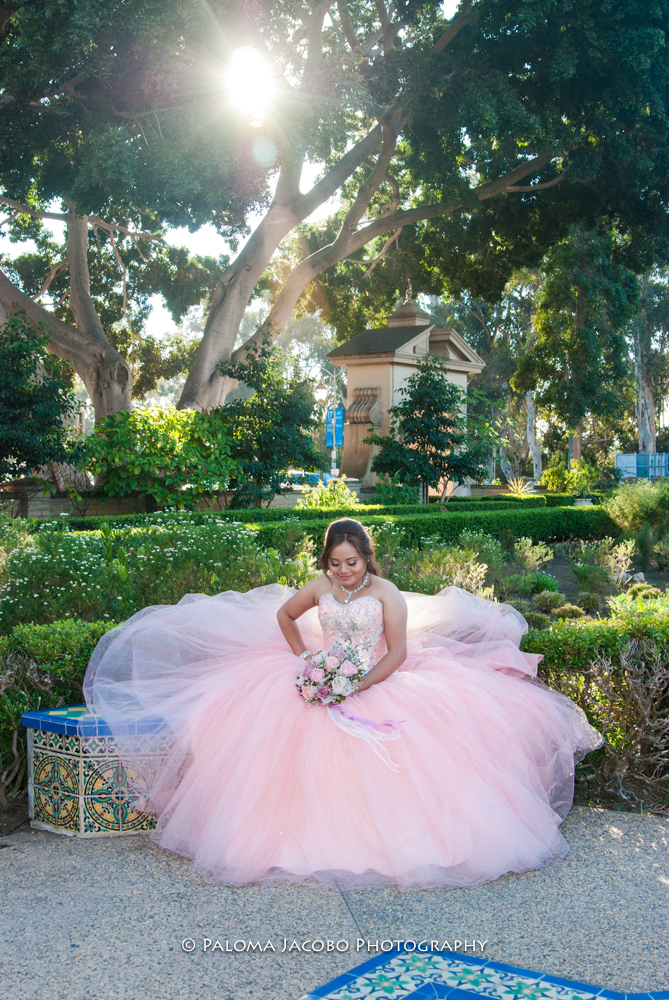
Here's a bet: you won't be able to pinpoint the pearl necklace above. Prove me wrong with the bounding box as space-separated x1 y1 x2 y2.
340 571 370 604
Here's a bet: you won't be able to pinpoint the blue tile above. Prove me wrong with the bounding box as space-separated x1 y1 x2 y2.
22 704 167 738
443 990 487 1000
307 971 357 997
596 992 626 1000
341 947 403 977
403 986 451 999
648 993 669 1000
433 953 488 968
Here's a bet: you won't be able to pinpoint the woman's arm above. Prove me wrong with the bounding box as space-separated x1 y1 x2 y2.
356 587 408 692
277 578 325 655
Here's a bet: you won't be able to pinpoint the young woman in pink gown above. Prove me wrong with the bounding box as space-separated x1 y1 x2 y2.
83 518 602 889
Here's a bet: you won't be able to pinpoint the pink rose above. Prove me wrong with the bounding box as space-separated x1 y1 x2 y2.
324 655 339 670
331 647 345 658
341 660 357 676
302 664 313 679
301 685 316 700
311 668 325 683
317 685 331 698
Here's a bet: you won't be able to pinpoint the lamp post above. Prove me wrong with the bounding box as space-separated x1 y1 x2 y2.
313 374 340 477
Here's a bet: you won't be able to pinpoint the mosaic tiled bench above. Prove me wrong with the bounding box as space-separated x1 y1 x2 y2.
21 705 165 837
300 949 669 1000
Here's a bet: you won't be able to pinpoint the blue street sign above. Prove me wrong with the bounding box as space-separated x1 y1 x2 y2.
325 409 334 447
334 407 344 446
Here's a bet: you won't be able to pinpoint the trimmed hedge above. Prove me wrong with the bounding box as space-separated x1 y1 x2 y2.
25 494 548 532
521 611 669 672
247 505 615 551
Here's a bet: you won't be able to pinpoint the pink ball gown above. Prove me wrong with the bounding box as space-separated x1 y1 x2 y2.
83 584 602 889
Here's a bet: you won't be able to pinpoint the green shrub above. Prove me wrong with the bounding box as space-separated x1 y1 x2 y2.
604 479 669 532
504 571 561 596
80 405 241 509
0 517 319 631
246 506 614 557
654 538 669 571
458 530 505 577
513 536 554 572
533 590 566 613
570 536 635 593
571 562 613 594
521 613 669 672
525 611 550 630
522 609 669 807
554 603 586 620
0 618 117 805
539 455 568 492
37 495 549 533
386 544 492 598
296 479 360 509
375 477 419 505
577 591 602 614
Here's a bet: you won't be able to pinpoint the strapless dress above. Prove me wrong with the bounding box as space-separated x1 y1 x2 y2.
83 584 602 889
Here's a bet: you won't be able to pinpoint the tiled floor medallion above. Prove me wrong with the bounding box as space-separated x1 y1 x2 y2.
22 705 166 837
299 949 669 1000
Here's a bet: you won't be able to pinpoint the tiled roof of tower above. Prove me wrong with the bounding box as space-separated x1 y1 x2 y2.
327 326 429 358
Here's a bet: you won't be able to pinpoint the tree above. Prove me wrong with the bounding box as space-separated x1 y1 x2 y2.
217 341 326 507
512 226 639 460
6 1 669 417
627 273 669 453
365 356 485 502
0 0 263 418
235 0 669 377
0 313 80 481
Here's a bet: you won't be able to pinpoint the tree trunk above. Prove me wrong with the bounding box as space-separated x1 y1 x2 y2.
572 421 583 462
526 390 542 480
634 321 656 453
177 129 384 410
65 213 132 419
0 211 132 423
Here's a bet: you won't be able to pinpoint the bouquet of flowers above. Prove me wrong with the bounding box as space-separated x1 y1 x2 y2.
296 646 366 705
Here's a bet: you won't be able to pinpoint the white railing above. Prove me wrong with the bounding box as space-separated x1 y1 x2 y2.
614 453 669 478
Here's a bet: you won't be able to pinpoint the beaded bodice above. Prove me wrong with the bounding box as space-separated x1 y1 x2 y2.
318 593 387 673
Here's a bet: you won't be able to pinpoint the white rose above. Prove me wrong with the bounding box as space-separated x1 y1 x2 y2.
332 675 353 697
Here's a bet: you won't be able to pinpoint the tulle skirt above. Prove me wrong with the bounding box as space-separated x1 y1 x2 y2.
83 585 602 890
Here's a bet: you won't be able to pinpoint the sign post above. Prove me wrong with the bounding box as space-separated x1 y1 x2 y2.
325 408 344 476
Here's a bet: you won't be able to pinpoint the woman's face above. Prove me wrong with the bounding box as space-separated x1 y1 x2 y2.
327 540 367 588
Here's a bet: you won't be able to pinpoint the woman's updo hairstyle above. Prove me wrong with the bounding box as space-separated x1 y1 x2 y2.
319 518 380 576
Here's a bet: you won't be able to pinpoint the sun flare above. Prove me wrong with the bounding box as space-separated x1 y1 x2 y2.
225 46 274 121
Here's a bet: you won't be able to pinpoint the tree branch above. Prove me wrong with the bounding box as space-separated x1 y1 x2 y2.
298 124 384 217
0 194 159 242
360 227 403 278
33 259 68 300
433 0 478 53
336 0 362 56
0 195 69 223
475 151 558 199
506 169 569 192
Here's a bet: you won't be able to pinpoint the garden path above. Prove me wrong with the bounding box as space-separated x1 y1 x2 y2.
0 806 666 1000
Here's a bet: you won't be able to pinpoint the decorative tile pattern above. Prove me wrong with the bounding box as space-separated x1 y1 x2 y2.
23 705 165 838
298 949 669 1000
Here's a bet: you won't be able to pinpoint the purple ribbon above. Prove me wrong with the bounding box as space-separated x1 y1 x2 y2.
333 705 404 734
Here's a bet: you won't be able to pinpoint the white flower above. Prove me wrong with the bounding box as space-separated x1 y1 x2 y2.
332 676 353 697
